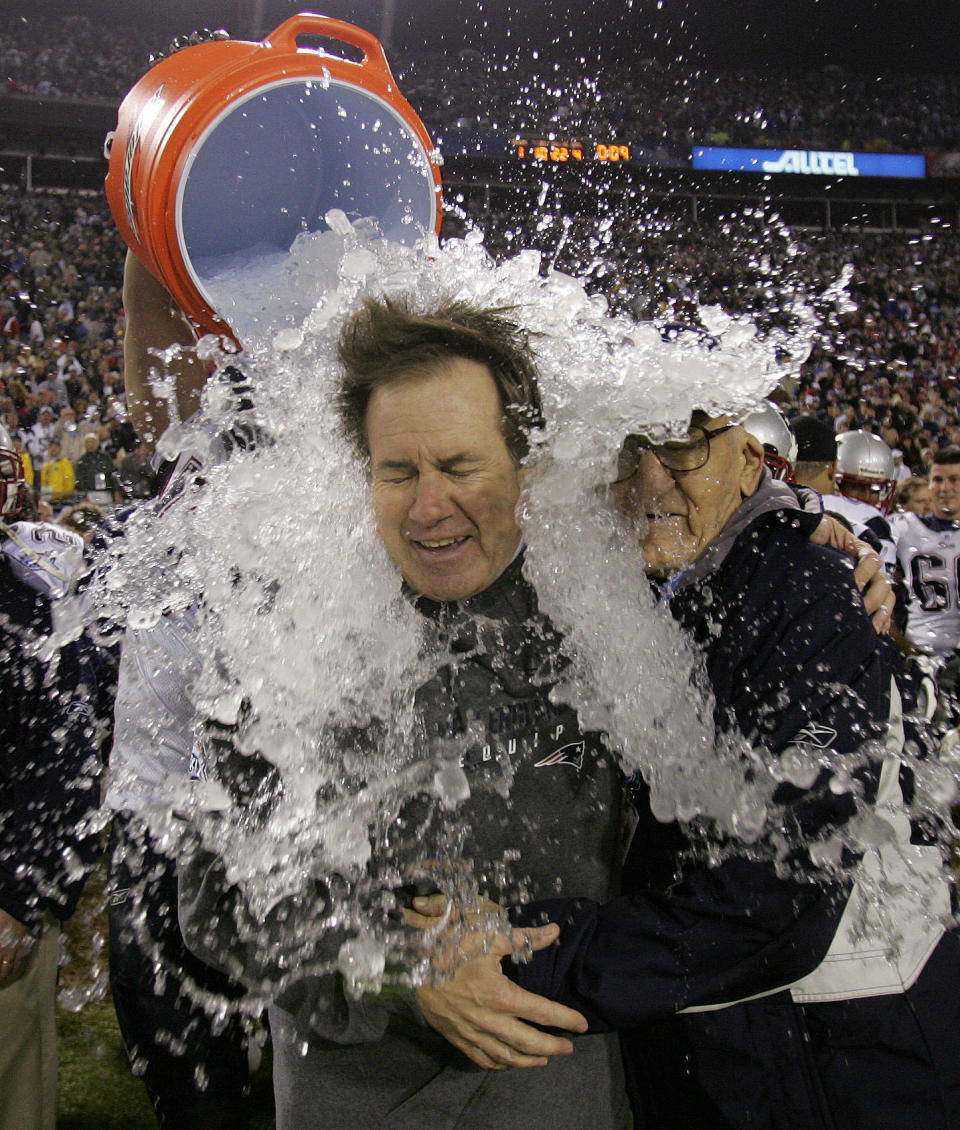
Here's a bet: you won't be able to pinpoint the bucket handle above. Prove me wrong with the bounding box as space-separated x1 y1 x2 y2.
264 14 396 84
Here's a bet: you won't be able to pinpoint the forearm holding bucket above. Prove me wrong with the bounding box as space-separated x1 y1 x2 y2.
122 249 207 448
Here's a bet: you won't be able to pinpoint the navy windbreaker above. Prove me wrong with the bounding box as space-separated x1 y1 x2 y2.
509 488 960 1127
511 509 888 1027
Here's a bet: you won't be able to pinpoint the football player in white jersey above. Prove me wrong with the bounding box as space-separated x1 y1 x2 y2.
105 252 258 1128
890 447 960 658
0 426 87 603
821 430 898 575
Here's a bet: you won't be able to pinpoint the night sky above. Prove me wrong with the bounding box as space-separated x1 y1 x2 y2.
14 0 960 73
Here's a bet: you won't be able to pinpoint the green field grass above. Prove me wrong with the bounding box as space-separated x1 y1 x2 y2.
55 861 275 1129
57 999 158 1129
56 997 276 1130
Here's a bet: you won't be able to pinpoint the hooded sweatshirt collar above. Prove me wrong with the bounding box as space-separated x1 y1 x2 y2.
673 469 805 592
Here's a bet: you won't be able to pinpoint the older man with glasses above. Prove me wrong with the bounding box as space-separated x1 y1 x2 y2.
612 416 745 575
413 411 960 1130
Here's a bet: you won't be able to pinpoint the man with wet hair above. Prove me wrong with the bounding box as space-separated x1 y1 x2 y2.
336 295 544 465
414 411 959 1130
183 293 629 1129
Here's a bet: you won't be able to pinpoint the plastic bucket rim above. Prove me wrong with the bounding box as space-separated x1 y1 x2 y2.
173 73 440 313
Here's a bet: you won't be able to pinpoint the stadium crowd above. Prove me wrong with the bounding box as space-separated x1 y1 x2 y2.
0 188 137 516
3 181 957 528
402 53 960 155
3 13 960 155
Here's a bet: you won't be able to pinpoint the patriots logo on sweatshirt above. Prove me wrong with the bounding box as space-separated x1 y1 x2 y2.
793 722 839 749
535 741 585 769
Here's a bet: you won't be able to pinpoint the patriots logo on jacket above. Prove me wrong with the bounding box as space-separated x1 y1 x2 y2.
535 741 585 769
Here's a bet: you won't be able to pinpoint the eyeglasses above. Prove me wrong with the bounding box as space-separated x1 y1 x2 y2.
614 423 738 483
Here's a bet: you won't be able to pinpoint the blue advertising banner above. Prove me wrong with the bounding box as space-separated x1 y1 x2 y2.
691 147 926 178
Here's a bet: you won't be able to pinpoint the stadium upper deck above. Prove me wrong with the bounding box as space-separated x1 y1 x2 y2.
1 14 959 156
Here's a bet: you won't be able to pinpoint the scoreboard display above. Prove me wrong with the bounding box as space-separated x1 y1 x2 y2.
513 139 632 163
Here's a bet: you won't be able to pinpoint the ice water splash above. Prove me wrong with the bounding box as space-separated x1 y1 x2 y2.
92 216 955 996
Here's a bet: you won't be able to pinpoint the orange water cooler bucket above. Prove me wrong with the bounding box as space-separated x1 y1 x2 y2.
104 13 443 343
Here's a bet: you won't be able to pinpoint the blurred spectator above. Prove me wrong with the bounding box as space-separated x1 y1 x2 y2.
52 406 87 463
27 313 44 347
38 438 75 504
891 448 911 483
25 406 56 461
895 475 932 515
118 441 157 500
17 392 38 431
35 368 69 408
55 342 81 383
9 433 32 488
74 433 121 504
58 501 105 543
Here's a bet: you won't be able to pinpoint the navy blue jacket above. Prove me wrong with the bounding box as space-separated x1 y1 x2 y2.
512 510 886 1023
511 497 960 1128
0 554 102 927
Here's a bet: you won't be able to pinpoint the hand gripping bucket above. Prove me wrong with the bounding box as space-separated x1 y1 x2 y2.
104 13 443 343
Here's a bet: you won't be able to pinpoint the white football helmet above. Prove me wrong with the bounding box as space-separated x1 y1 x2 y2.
835 430 897 513
742 403 797 481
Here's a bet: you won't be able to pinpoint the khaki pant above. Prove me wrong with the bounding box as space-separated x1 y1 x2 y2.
0 917 59 1130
